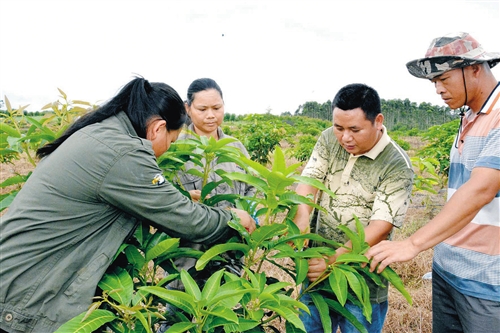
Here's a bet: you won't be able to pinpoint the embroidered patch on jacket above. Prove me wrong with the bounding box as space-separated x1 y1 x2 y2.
152 174 166 185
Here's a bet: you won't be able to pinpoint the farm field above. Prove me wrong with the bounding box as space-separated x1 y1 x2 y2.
1 134 440 333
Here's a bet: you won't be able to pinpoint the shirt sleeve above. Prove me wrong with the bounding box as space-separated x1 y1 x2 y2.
98 148 234 245
301 129 331 181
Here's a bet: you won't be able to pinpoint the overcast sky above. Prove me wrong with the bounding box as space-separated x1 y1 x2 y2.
1 0 499 115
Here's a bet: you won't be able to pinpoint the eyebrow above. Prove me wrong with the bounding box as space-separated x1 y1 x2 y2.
334 123 360 130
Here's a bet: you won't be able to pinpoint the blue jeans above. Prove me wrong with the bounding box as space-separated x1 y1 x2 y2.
300 293 388 333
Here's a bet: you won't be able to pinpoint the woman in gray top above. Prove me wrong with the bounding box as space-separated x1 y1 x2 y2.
0 77 256 333
179 78 256 204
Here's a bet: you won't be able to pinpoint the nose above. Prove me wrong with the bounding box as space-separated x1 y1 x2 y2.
206 108 216 118
342 131 353 142
434 81 445 95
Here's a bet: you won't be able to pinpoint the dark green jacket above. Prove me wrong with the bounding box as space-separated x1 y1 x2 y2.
0 112 233 333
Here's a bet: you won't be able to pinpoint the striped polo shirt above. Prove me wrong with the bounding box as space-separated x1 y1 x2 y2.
434 82 500 302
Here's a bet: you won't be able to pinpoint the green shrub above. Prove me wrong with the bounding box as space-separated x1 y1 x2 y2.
418 119 459 178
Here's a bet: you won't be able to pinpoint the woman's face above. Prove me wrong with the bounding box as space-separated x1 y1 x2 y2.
187 88 224 138
147 119 181 157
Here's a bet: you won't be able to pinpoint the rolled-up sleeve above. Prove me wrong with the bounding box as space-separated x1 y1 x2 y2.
98 148 233 244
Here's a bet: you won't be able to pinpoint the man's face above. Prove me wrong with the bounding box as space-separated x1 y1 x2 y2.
333 107 384 156
431 68 468 109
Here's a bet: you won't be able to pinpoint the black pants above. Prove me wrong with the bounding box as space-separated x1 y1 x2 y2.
432 269 500 333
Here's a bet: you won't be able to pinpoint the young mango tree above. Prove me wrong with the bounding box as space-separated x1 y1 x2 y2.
56 136 412 333
0 91 92 211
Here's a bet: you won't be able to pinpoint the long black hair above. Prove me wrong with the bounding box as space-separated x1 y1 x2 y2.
37 76 186 158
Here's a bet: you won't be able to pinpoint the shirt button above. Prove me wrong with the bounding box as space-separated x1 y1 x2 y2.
5 313 13 321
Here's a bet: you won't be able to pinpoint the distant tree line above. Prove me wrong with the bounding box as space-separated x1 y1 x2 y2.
2 97 459 131
0 110 47 117
290 98 459 131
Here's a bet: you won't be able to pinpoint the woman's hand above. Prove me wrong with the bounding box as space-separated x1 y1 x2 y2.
189 190 201 202
229 208 257 234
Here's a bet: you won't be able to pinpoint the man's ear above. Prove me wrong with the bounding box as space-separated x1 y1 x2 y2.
375 113 384 129
146 119 167 141
471 63 484 77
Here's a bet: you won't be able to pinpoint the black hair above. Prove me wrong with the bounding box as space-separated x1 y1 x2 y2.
332 83 381 123
37 76 186 158
186 78 223 106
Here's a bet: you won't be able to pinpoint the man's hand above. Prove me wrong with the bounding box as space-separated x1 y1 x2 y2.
364 239 420 273
307 257 328 282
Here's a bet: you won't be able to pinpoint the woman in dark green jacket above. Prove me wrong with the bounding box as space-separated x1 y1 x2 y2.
0 77 256 333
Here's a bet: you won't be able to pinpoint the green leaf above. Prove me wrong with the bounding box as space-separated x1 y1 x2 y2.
206 305 239 323
267 173 295 193
251 223 287 244
310 292 332 333
324 298 368 333
196 243 250 270
263 281 291 294
180 270 201 300
335 253 369 264
294 258 309 285
271 146 286 173
0 192 18 212
340 268 366 311
266 305 305 332
239 155 271 178
354 216 366 248
97 267 133 306
138 286 196 314
208 286 251 309
224 172 268 193
232 318 260 331
134 310 153 333
164 322 196 333
1 174 29 187
145 238 179 261
54 309 116 333
337 225 362 253
25 116 56 137
201 269 224 300
0 123 20 137
215 280 249 308
329 268 348 305
380 266 413 305
293 175 336 198
124 245 145 269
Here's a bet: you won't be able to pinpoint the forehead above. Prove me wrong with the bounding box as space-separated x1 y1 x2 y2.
431 67 462 82
333 107 366 117
192 89 222 103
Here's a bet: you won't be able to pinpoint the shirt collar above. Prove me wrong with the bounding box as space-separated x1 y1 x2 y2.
477 81 500 115
358 125 390 160
117 111 139 137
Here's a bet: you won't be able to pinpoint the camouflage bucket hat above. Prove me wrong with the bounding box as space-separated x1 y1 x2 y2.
406 32 500 79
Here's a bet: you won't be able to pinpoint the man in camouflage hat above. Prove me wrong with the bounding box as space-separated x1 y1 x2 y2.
366 32 500 333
